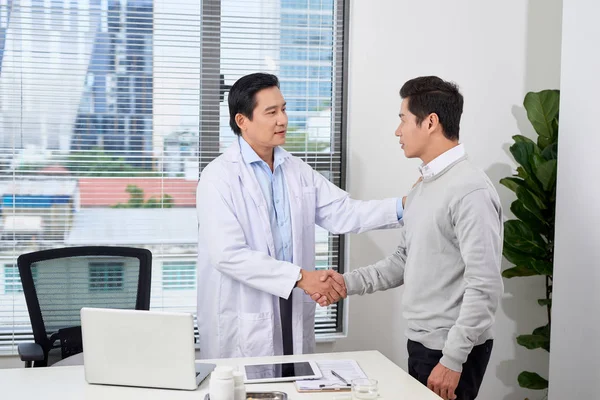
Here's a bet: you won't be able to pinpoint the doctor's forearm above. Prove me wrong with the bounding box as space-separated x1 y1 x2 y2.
317 197 399 234
212 251 300 299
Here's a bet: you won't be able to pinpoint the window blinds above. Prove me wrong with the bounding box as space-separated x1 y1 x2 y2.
0 0 348 355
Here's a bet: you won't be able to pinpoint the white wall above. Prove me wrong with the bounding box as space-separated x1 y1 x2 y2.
317 1 563 399
548 1 600 398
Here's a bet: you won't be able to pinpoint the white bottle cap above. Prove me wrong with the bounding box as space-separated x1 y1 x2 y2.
212 366 234 380
232 371 245 384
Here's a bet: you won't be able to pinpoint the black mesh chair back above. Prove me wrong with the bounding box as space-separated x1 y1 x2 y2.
17 246 151 367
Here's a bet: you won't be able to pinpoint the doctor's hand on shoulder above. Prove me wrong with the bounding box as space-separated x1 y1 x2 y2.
296 270 346 306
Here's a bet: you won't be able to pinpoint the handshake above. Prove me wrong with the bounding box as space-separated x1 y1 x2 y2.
296 270 347 307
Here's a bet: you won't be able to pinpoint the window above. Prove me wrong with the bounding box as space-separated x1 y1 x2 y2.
162 261 196 290
3 264 38 294
213 0 347 338
3 264 21 293
280 65 332 80
0 0 348 354
88 262 124 292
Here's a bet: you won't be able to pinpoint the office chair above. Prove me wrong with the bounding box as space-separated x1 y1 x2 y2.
17 246 152 367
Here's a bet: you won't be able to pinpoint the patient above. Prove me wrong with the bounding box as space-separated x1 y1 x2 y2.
312 76 504 400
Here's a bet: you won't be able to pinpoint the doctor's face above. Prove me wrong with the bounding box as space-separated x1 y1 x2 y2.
238 86 288 150
395 98 430 159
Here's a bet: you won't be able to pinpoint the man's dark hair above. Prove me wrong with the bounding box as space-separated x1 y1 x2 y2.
399 76 464 140
228 73 280 135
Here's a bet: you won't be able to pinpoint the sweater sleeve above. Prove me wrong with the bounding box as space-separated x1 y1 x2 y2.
343 227 407 295
440 188 504 372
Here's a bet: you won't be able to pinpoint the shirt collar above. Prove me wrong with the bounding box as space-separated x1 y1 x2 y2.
238 136 288 169
419 144 465 178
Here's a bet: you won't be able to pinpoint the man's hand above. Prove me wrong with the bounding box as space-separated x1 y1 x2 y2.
297 270 346 305
427 363 461 400
308 270 347 307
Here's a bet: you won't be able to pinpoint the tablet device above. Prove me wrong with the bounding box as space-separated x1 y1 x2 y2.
242 360 322 383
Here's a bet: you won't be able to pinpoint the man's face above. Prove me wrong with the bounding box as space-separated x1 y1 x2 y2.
395 98 430 159
239 86 288 149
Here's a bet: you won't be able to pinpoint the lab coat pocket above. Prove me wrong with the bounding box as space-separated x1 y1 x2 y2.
238 311 274 357
301 186 316 226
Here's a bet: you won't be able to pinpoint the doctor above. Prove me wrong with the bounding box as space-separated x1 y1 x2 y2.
196 73 405 359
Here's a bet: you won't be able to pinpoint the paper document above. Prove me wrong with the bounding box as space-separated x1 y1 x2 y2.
295 359 367 391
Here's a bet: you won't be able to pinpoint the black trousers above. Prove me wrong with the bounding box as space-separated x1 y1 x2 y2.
280 295 294 355
407 339 493 400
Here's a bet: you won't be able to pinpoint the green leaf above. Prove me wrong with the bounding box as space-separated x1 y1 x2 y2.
538 298 552 307
510 200 547 234
501 176 545 203
542 143 558 160
524 90 560 140
504 220 547 256
535 160 557 192
511 135 545 189
502 259 552 278
524 176 548 200
533 324 550 338
517 334 550 351
537 135 551 150
516 186 546 222
514 165 546 200
512 134 537 146
502 266 538 278
551 117 559 142
516 166 528 179
510 141 537 178
529 324 551 351
502 243 537 265
531 152 546 172
518 371 549 390
526 260 553 275
499 177 523 194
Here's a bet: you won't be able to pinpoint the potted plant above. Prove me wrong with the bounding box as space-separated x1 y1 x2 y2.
499 89 559 392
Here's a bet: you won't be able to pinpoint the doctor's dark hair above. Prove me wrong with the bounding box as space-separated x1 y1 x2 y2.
399 76 464 140
228 73 280 135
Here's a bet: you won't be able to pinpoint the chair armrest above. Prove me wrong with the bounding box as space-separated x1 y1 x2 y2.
18 343 44 362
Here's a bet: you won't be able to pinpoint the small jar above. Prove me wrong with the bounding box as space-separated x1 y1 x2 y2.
232 371 246 400
209 366 234 400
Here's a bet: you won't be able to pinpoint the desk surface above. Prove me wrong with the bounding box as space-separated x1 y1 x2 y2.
0 350 441 399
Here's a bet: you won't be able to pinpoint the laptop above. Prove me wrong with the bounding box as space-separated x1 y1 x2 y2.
81 307 215 390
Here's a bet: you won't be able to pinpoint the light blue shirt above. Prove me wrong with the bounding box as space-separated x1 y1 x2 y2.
239 137 293 263
397 198 404 220
239 137 404 265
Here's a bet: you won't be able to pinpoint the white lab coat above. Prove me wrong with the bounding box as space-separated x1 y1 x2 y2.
196 139 399 359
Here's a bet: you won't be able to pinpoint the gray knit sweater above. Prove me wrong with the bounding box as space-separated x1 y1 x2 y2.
344 156 504 372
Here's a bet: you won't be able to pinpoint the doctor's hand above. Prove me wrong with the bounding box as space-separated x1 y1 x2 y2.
309 270 347 307
297 270 346 306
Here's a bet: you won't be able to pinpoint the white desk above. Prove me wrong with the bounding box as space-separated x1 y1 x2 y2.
0 350 441 399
